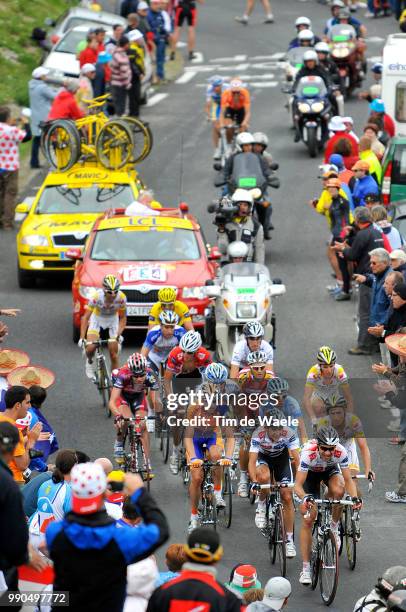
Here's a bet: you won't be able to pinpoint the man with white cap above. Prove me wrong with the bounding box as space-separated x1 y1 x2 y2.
390 250 406 283
45 464 169 612
28 67 57 169
246 576 291 611
324 115 359 165
343 116 359 143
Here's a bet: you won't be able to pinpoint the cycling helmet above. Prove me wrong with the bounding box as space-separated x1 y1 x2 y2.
127 353 148 375
158 287 177 303
230 79 244 92
371 62 383 75
388 590 406 612
324 394 347 411
205 362 228 384
243 321 264 338
295 16 311 28
159 310 179 325
227 241 249 260
179 330 202 353
376 567 406 599
236 132 254 146
231 189 254 206
252 131 269 147
315 41 330 54
264 407 286 426
102 274 120 292
298 29 315 43
247 350 268 366
338 7 350 18
267 377 289 395
317 346 337 365
316 425 339 446
303 49 318 62
210 75 223 87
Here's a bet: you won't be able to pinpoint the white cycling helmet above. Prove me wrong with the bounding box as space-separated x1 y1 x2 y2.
230 79 244 91
227 241 249 259
252 131 269 147
295 16 311 28
298 29 315 42
315 42 330 54
236 132 254 146
303 49 318 62
205 362 228 384
179 330 202 353
243 321 264 338
231 189 254 206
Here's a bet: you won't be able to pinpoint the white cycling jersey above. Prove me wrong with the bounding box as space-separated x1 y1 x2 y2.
298 440 349 472
231 339 274 368
250 426 299 458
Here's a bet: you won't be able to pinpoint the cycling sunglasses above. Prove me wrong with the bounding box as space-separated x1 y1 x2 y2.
251 365 266 371
162 324 176 329
132 372 146 378
104 290 118 295
319 445 336 452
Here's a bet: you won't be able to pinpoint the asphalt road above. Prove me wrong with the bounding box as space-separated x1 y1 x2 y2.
1 1 406 610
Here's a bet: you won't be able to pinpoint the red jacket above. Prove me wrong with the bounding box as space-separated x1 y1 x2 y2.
324 132 359 165
47 91 84 121
384 113 395 138
79 46 98 67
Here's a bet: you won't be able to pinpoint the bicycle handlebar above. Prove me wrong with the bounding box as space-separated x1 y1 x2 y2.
251 482 295 490
82 94 111 107
310 498 354 506
85 339 118 347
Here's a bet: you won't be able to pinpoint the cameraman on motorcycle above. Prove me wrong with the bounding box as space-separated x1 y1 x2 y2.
217 189 265 265
327 8 367 72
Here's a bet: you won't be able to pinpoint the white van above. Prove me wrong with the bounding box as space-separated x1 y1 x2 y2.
382 33 406 136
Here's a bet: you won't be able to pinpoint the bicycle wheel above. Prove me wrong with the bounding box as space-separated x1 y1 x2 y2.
211 495 217 531
249 482 256 505
98 358 111 418
122 116 153 163
43 120 81 171
319 531 339 606
310 525 320 590
217 470 232 528
96 119 134 170
161 414 170 464
137 439 151 491
123 428 136 473
345 507 357 570
270 505 287 577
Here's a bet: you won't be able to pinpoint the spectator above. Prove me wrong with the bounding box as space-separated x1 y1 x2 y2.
121 0 139 19
342 116 359 143
329 153 355 190
358 135 382 184
127 29 145 117
28 67 57 169
126 12 141 33
368 276 406 365
124 557 159 612
371 205 404 251
0 106 31 230
364 192 381 209
332 207 385 354
137 3 155 49
27 385 59 472
353 566 406 610
147 528 242 611
0 386 42 485
244 589 264 606
358 62 382 102
148 0 170 84
111 36 132 116
351 160 379 208
390 249 406 282
94 50 112 97
331 136 358 172
157 543 187 586
246 576 291 611
79 36 99 67
324 116 359 168
368 98 396 143
45 466 169 612
76 63 96 114
47 79 84 121
172 0 204 61
106 23 125 53
363 123 385 160
226 564 262 599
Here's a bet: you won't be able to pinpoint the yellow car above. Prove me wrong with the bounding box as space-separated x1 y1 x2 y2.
16 163 143 288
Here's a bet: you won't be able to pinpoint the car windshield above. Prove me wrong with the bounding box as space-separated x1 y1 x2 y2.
296 77 327 98
91 227 201 261
36 185 134 214
63 18 112 32
55 29 95 54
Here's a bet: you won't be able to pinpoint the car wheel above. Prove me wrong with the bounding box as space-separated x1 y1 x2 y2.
17 266 36 289
72 322 80 344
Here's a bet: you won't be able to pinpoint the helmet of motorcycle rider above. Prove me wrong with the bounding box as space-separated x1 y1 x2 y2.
331 0 344 8
376 567 406 599
338 7 350 19
236 132 254 147
227 241 249 261
295 16 311 29
252 132 269 148
388 590 406 612
298 29 315 43
303 49 318 63
315 41 330 55
231 189 254 206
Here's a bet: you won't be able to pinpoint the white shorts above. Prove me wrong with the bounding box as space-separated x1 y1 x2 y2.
88 314 119 338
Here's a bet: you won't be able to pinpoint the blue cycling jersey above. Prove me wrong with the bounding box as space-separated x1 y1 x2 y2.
143 325 185 368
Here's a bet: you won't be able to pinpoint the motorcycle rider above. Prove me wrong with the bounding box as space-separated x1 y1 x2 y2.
288 17 321 49
223 131 273 194
315 41 344 116
358 62 382 102
227 241 249 263
252 132 273 168
326 6 367 38
353 566 406 611
324 0 345 34
217 189 265 265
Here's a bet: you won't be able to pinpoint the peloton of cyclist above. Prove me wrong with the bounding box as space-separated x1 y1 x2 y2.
78 275 127 377
230 321 274 379
148 287 193 330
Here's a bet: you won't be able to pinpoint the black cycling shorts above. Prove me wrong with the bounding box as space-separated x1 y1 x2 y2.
174 5 197 26
224 106 245 125
257 448 293 484
303 466 341 497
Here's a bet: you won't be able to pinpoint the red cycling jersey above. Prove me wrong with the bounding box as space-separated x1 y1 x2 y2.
166 346 212 375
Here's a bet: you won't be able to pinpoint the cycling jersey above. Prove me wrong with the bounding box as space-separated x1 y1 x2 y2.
250 426 299 457
148 300 191 327
298 440 349 472
29 480 71 546
112 365 158 397
317 414 364 471
221 87 250 111
195 380 240 417
143 325 185 368
238 367 275 394
231 339 274 369
166 346 212 375
305 363 349 393
86 289 127 317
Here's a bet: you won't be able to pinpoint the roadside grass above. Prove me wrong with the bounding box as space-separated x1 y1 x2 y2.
0 0 72 105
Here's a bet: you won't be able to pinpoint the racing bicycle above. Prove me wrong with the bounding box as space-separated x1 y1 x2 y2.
191 458 219 530
339 474 374 570
120 415 152 490
84 339 113 417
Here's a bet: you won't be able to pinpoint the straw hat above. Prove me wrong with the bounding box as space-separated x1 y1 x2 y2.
385 333 406 358
7 365 55 388
0 348 30 375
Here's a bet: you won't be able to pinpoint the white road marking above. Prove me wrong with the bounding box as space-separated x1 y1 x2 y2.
237 73 276 80
249 82 279 87
210 55 247 63
176 71 198 84
191 52 204 64
146 93 168 107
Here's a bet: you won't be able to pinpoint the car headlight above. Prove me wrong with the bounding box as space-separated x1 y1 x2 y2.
298 102 311 113
236 302 257 319
21 235 49 246
311 102 324 113
79 285 96 299
182 286 206 299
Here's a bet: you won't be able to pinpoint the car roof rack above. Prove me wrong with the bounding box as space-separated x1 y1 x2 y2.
102 202 190 219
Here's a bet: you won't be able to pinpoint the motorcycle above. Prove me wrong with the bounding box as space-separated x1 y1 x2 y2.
291 75 331 158
283 47 307 125
204 261 286 365
329 24 364 98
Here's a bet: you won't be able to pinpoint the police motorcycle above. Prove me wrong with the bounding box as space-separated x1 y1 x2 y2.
203 241 286 365
291 75 331 158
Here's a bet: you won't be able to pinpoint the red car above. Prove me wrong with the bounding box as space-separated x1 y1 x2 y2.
68 207 221 341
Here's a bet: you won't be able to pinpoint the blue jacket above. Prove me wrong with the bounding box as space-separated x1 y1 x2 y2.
352 174 379 208
364 267 391 325
147 9 168 41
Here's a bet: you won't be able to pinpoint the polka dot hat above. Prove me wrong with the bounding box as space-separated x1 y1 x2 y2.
71 462 107 514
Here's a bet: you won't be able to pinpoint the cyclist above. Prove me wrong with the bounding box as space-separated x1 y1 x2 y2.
78 275 127 377
141 310 185 376
303 346 353 426
238 350 275 395
249 407 299 558
353 566 406 612
230 321 273 379
266 377 308 445
294 425 359 585
185 382 235 532
164 330 212 474
109 353 159 466
148 287 193 330
203 362 240 418
205 75 226 160
219 79 251 141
